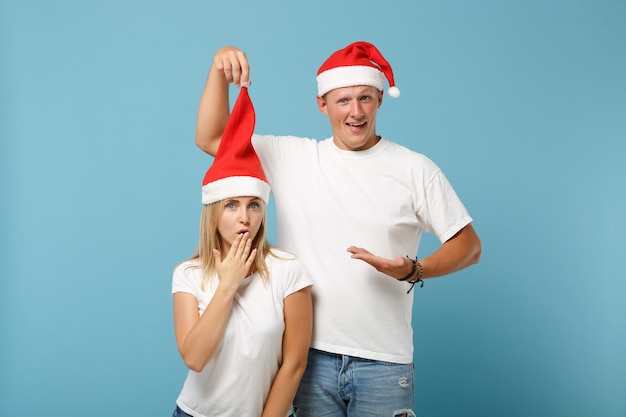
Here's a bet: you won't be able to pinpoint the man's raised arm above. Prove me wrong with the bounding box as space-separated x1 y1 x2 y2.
195 46 251 156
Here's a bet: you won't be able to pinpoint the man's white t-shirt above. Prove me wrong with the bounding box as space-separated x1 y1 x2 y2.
253 135 472 364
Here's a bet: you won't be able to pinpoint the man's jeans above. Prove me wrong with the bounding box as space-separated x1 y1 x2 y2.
294 348 416 417
172 405 191 417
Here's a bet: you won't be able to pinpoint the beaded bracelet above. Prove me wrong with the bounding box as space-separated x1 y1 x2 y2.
401 256 424 294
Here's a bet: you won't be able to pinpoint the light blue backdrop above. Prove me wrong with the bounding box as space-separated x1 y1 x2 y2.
1 1 624 416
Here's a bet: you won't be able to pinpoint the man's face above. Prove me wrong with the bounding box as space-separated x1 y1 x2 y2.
317 85 383 151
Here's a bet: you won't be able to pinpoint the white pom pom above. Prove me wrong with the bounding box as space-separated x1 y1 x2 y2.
387 86 400 98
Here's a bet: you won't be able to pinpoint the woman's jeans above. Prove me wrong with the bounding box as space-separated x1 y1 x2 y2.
293 348 416 417
172 404 296 416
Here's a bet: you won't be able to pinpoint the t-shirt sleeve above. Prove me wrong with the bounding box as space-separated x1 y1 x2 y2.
252 134 280 182
420 169 473 243
281 258 313 299
172 262 200 296
252 134 317 188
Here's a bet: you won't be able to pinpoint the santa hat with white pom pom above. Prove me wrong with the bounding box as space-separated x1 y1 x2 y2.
316 41 400 98
201 86 270 205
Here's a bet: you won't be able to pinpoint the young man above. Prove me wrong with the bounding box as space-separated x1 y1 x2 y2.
195 41 482 417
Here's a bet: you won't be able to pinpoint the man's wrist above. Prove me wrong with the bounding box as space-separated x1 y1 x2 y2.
403 257 424 294
398 256 417 281
407 260 423 283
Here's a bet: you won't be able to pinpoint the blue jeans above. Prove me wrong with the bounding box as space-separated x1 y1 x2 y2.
172 405 191 417
172 404 295 417
293 348 416 417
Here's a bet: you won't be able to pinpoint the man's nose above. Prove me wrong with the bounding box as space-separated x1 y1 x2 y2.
351 102 364 117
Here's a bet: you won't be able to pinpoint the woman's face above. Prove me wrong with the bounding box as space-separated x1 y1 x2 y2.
217 196 264 252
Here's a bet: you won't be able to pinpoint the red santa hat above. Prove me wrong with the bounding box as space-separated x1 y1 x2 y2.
202 87 270 205
316 41 400 98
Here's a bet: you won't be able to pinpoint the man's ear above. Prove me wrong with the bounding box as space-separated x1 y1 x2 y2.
316 95 328 115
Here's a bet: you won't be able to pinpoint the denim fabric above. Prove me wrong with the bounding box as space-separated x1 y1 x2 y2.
172 403 295 417
172 405 192 417
293 348 416 417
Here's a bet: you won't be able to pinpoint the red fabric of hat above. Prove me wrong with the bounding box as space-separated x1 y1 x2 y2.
202 87 270 205
316 41 400 98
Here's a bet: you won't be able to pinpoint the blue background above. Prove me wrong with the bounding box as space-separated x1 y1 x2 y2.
1 1 624 416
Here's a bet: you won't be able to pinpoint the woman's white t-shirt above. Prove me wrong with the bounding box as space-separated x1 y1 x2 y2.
172 249 312 417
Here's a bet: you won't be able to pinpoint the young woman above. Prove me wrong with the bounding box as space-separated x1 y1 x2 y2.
171 87 313 417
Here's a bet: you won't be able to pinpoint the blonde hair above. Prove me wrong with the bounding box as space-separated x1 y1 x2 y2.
187 199 272 290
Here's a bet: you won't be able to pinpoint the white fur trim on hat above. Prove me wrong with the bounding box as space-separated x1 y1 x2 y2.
202 176 270 205
316 65 384 96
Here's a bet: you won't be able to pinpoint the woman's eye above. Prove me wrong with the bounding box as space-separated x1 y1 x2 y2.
249 202 260 209
226 203 236 209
